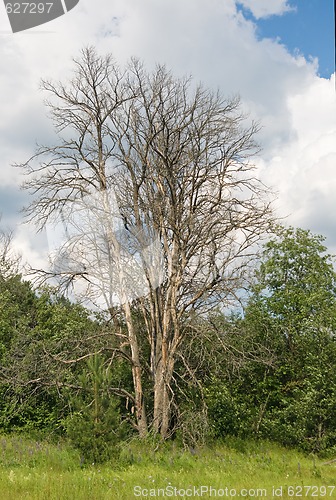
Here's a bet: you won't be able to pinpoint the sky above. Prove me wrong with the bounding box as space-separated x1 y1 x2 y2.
239 0 335 78
0 0 335 269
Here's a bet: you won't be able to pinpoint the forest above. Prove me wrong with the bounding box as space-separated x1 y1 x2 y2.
1 48 336 467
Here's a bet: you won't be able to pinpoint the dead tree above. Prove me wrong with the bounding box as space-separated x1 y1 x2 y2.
18 47 274 439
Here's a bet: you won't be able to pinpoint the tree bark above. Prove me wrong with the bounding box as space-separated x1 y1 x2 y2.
123 299 148 437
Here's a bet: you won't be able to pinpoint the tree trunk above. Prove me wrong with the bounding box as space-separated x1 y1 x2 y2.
153 349 175 439
101 187 148 438
153 363 164 434
123 299 148 438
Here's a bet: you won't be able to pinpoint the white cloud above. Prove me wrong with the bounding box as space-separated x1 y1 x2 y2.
11 226 49 272
259 73 336 248
236 0 294 19
0 0 335 261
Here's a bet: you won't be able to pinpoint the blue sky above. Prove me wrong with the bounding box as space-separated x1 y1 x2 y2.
0 0 335 267
239 0 335 77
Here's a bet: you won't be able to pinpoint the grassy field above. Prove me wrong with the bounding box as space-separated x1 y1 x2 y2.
0 434 335 499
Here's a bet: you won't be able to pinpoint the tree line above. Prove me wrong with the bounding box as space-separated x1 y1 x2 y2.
1 224 336 461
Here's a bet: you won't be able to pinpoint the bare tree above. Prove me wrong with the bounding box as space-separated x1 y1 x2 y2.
18 47 274 439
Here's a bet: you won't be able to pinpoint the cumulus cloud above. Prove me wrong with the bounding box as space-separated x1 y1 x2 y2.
97 0 316 153
0 0 335 261
236 0 294 19
259 74 336 247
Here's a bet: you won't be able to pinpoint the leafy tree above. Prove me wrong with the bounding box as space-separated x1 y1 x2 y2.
0 228 35 360
250 226 336 333
203 227 336 453
0 284 100 435
0 227 131 444
241 226 336 451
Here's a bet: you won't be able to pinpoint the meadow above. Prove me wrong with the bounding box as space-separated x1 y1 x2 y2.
0 434 335 499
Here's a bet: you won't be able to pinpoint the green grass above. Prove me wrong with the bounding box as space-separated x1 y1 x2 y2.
0 434 335 499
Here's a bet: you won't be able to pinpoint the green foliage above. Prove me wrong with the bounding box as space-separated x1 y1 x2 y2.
250 225 336 336
204 382 241 437
241 226 336 451
3 224 336 458
0 275 36 361
66 355 126 463
0 276 102 436
0 264 132 456
204 227 336 453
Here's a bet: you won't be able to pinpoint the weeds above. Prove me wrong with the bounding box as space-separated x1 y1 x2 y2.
0 433 335 499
